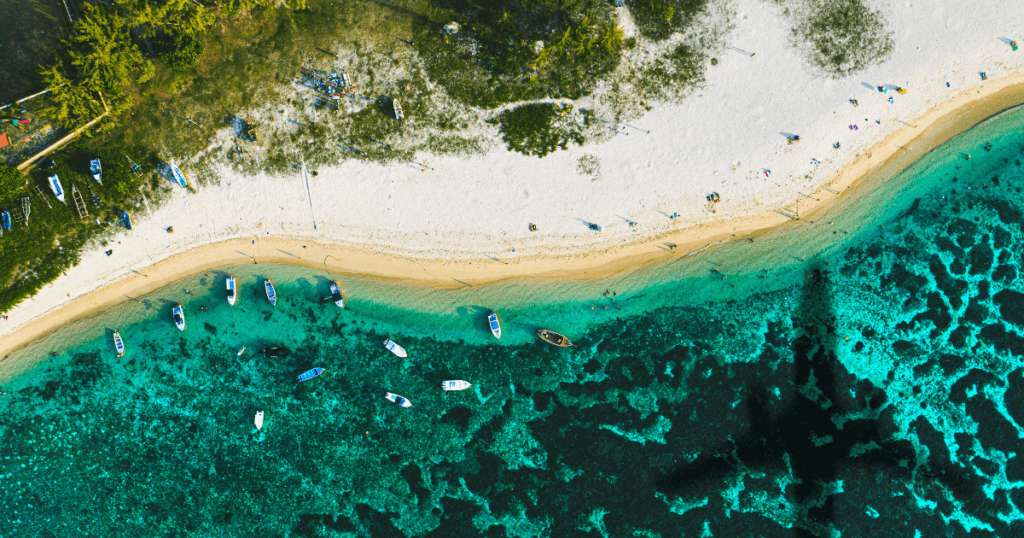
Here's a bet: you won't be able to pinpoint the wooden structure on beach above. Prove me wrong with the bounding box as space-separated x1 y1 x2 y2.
33 185 52 209
21 197 30 227
71 184 88 218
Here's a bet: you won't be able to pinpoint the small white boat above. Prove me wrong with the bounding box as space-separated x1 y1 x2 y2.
48 174 65 203
170 164 188 187
330 281 345 309
90 158 102 183
393 98 404 119
442 380 472 391
172 303 185 331
113 331 125 357
254 411 264 431
265 279 276 306
226 276 237 306
237 347 246 356
384 339 407 358
487 310 501 339
385 392 412 407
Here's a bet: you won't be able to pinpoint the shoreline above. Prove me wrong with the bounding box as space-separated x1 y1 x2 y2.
3 74 1024 360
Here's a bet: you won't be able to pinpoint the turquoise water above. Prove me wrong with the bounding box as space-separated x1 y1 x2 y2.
3 106 1024 536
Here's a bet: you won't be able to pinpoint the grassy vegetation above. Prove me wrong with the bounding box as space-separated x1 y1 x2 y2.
791 0 894 78
411 0 624 108
633 43 707 101
0 145 156 314
629 0 710 41
491 103 583 157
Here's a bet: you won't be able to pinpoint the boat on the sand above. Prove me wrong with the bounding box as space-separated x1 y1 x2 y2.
48 174 65 203
170 164 188 187
121 210 132 230
172 303 185 331
537 329 573 347
297 367 325 382
442 380 472 391
90 158 102 183
384 339 407 357
385 392 412 407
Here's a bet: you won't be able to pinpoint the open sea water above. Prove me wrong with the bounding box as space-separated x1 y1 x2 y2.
3 106 1024 537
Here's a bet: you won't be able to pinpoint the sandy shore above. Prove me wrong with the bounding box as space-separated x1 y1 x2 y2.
3 74 1024 360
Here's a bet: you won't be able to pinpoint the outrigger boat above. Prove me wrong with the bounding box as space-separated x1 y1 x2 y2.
170 164 188 188
90 158 102 183
121 210 132 230
442 380 472 391
48 174 66 203
1 211 10 231
393 99 404 119
385 392 412 407
487 310 501 339
330 281 345 309
297 367 325 382
254 411 264 431
226 276 237 306
172 303 186 331
261 347 292 358
384 339 407 358
113 331 125 357
537 329 573 347
265 279 276 306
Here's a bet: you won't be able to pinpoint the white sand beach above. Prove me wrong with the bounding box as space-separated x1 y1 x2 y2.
2 0 1024 356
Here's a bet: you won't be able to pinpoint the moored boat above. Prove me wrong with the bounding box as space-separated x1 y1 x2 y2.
170 164 188 187
90 158 102 183
121 210 132 230
297 367 325 382
537 329 573 347
48 174 66 203
254 411 264 431
330 281 345 309
487 310 501 339
226 276 236 306
384 339 407 358
113 331 125 357
393 98 404 119
172 303 186 331
385 392 412 407
261 347 292 358
265 279 276 306
442 380 472 391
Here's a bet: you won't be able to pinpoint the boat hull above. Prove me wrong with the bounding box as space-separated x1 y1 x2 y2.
121 210 132 230
385 392 412 407
173 304 185 331
1 211 10 231
255 411 264 430
330 281 345 308
265 279 276 306
537 329 572 347
297 367 325 382
113 332 124 357
487 311 501 339
442 380 472 391
48 175 65 203
90 158 102 184
170 166 188 187
227 277 236 306
384 339 407 358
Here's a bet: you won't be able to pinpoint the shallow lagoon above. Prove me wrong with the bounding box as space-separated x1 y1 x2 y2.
2 107 1024 536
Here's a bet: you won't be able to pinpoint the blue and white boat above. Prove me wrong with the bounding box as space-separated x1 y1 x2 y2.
170 164 188 188
121 210 132 230
113 331 125 357
1 211 10 231
385 392 412 407
298 367 325 382
442 380 472 391
330 281 345 309
384 339 407 358
264 279 276 306
226 276 236 306
90 158 102 183
48 174 66 203
172 303 185 331
487 310 501 339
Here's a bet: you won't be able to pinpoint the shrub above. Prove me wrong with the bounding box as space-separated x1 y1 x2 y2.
629 0 709 41
792 0 894 78
491 103 583 157
155 32 205 70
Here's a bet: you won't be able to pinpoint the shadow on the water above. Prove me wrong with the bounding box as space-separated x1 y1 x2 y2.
656 264 915 537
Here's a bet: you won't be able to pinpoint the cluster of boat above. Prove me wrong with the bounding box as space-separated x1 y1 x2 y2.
111 274 576 431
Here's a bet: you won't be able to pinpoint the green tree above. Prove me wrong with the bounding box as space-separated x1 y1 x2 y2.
155 32 206 69
120 0 214 38
0 165 27 206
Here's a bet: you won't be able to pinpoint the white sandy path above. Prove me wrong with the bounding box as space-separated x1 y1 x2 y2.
3 0 1024 342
